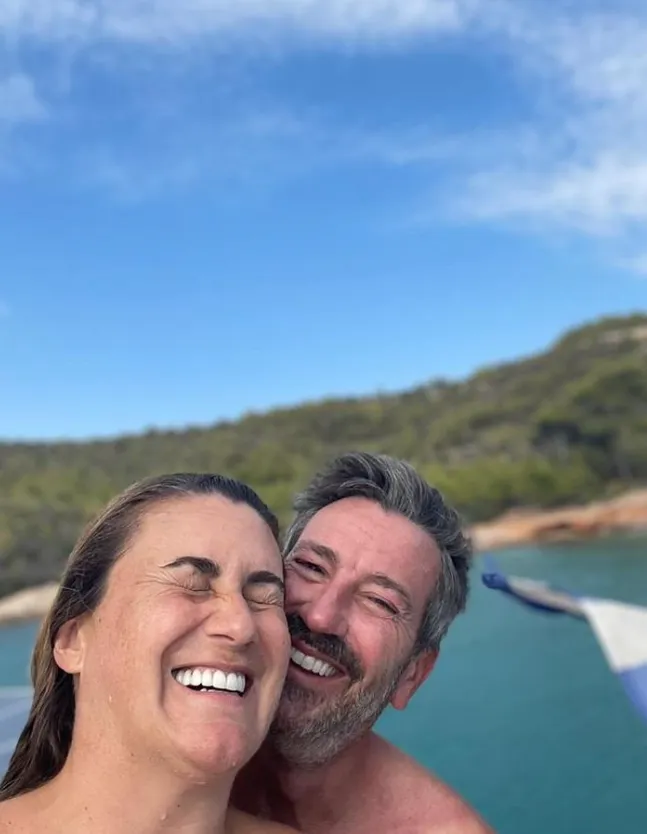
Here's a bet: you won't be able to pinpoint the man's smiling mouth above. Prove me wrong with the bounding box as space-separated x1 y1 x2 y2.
290 647 336 677
288 640 351 679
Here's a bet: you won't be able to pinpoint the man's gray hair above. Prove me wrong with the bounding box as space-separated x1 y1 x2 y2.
283 452 472 652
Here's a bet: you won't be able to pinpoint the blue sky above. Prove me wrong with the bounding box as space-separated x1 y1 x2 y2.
1 0 646 440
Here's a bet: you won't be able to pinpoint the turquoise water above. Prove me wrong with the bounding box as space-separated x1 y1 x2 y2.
1 537 646 831
0 621 40 687
378 536 647 833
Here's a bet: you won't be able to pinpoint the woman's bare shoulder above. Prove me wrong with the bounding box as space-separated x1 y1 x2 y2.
0 797 32 832
226 807 302 834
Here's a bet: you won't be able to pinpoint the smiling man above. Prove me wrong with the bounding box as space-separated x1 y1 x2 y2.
234 452 493 833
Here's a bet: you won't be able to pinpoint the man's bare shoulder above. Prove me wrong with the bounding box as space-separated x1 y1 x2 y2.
364 733 494 833
227 807 302 834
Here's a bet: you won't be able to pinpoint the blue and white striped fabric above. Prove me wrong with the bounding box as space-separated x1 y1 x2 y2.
481 558 647 726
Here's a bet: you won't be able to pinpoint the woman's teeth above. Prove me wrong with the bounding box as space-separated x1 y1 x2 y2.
172 667 247 695
290 647 335 677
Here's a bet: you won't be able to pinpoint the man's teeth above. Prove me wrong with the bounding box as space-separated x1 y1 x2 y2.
172 667 246 694
290 648 335 677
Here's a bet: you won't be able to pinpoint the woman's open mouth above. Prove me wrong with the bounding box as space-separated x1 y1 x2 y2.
172 666 251 697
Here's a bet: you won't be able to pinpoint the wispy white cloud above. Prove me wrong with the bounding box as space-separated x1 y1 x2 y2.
0 0 480 44
0 0 498 196
2 1 647 273
0 74 47 125
457 156 647 236
451 8 647 242
73 106 337 200
0 72 47 174
617 253 647 278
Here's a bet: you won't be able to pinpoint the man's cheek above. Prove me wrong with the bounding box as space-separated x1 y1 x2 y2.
284 574 305 607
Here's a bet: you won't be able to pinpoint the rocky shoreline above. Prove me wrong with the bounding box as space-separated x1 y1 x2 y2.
0 583 58 628
1 489 646 626
470 488 647 551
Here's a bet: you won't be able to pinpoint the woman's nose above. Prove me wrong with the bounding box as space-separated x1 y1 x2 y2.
204 593 257 647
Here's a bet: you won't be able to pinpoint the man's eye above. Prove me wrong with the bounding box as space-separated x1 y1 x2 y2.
294 559 325 575
367 596 398 616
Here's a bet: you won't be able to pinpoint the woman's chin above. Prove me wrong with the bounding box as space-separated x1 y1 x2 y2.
172 730 257 780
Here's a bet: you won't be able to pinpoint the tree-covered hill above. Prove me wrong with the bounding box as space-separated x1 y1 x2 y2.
1 312 646 596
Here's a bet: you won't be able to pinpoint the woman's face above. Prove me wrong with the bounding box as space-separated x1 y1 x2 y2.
56 494 290 777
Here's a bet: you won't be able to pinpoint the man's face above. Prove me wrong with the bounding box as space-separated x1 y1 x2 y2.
271 496 441 766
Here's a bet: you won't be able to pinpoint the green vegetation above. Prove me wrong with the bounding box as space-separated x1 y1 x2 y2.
1 313 646 596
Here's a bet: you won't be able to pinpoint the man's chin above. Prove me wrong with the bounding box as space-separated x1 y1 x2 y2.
272 689 324 731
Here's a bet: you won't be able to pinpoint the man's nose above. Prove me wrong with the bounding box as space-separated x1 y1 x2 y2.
204 593 256 647
300 585 348 638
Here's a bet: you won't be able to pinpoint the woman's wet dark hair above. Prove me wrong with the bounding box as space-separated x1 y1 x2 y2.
0 473 279 801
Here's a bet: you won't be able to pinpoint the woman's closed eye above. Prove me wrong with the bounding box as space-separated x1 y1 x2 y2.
245 587 285 608
176 575 212 594
162 557 216 595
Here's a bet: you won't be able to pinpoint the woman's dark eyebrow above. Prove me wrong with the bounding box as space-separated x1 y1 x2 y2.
163 556 220 578
246 570 285 594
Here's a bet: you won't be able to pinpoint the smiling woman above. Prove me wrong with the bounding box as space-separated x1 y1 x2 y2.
0 473 299 834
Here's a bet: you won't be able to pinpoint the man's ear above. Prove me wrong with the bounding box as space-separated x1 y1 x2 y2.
390 649 438 711
53 617 88 675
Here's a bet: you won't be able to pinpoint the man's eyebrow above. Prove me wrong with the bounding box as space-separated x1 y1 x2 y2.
163 556 220 577
369 573 414 614
293 540 339 566
246 570 285 594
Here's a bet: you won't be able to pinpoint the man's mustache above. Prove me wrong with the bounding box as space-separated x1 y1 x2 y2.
286 613 364 682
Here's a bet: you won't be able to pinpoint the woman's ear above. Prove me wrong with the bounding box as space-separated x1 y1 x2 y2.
53 617 88 675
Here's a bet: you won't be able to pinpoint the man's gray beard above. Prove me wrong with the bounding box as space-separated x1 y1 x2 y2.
269 655 410 769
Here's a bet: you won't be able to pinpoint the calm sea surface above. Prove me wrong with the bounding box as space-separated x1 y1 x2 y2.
1 536 646 832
